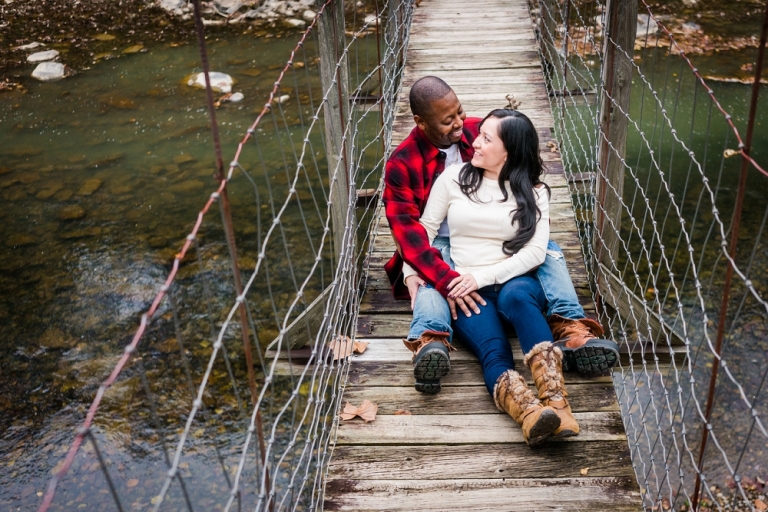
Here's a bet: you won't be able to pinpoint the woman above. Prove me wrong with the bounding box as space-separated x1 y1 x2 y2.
409 109 579 446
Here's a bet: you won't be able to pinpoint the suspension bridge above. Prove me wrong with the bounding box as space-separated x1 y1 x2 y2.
33 0 768 511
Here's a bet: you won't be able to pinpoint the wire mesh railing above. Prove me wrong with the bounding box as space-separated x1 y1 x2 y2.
38 0 415 510
530 0 768 509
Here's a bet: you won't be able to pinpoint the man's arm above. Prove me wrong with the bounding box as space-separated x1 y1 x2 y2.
383 160 460 297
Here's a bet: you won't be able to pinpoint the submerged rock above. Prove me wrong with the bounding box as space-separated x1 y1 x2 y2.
6 234 39 247
214 0 243 15
302 9 316 21
229 92 244 102
14 42 44 51
283 18 306 29
364 14 380 26
57 204 86 220
31 62 66 82
39 327 76 349
636 14 658 37
159 0 184 13
27 50 59 63
77 178 102 196
187 72 233 93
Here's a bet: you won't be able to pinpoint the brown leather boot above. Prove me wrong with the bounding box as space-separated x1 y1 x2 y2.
548 315 619 376
493 369 560 446
524 341 580 438
403 330 454 394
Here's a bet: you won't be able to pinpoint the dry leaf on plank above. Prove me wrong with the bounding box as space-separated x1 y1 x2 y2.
340 400 378 422
755 499 767 511
579 467 590 476
327 336 353 360
394 409 411 415
353 341 369 354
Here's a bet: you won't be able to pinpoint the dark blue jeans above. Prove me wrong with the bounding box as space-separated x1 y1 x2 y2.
453 274 554 396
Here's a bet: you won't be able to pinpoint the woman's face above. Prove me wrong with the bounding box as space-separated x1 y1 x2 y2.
470 117 507 175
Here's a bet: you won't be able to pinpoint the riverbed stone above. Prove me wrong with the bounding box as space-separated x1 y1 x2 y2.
39 327 76 349
4 189 27 201
215 0 243 14
6 234 39 247
36 182 64 200
168 180 205 192
60 227 103 239
364 14 380 26
27 50 59 63
18 172 40 184
54 189 74 201
57 204 86 220
282 18 306 29
636 14 658 37
228 92 244 102
302 9 316 21
31 62 66 82
187 72 233 93
173 154 195 164
159 0 184 13
77 178 102 196
15 42 44 51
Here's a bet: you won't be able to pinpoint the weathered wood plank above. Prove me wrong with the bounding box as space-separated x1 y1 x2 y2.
341 383 620 414
328 442 634 480
335 412 626 444
324 477 642 511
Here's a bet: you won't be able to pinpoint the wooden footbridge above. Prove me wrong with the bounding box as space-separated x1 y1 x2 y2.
322 0 643 509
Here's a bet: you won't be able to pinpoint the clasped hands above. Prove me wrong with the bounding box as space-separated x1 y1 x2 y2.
405 274 485 320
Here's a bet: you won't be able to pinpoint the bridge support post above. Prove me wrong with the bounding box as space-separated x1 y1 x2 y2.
317 0 352 265
595 0 637 273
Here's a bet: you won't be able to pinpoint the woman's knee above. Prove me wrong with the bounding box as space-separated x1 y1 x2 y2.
499 276 544 308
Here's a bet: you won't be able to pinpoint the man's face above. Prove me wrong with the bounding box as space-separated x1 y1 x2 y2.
414 90 466 149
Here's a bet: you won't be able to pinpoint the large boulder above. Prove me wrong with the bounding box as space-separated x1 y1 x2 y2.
31 62 66 82
187 71 234 93
27 50 59 63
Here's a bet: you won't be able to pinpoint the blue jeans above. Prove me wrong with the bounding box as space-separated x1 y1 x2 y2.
408 237 454 341
453 275 554 395
537 240 586 319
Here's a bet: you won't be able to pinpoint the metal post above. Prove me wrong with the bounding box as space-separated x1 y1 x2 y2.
594 0 638 273
691 2 768 509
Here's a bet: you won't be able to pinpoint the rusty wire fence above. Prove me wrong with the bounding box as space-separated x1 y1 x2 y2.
530 0 768 510
38 0 415 510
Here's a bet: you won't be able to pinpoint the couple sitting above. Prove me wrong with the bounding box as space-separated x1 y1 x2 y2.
382 76 620 446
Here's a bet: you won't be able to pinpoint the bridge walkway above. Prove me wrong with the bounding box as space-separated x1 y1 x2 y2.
324 0 645 509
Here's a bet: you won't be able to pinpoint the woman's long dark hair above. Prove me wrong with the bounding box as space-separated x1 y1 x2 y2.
458 109 550 256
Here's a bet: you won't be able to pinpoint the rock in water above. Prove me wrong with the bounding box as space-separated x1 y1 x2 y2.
302 9 316 21
31 62 66 82
187 72 234 93
636 14 658 36
364 14 380 26
214 0 243 14
27 50 59 63
57 204 86 220
159 0 184 12
229 92 245 102
283 18 306 29
14 42 44 51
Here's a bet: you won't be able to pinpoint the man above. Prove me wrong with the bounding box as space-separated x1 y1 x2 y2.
383 76 619 394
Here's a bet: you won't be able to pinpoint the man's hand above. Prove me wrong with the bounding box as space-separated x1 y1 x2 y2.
405 275 426 310
447 291 486 320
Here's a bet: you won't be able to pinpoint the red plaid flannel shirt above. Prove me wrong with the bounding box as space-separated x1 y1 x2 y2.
383 118 482 299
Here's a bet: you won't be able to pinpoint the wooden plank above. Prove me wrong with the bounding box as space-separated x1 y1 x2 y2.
328 442 634 480
342 383 620 414
324 477 642 511
335 412 626 444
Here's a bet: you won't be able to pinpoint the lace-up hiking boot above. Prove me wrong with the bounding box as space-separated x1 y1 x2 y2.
525 341 579 438
494 369 560 446
403 330 454 394
548 315 620 376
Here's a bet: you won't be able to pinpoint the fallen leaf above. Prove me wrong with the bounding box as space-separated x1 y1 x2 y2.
340 400 378 422
755 499 767 511
580 467 590 475
394 409 411 415
353 341 369 354
126 479 139 488
723 148 739 158
328 336 353 360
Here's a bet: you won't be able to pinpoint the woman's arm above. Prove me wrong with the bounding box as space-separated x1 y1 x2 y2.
471 187 550 289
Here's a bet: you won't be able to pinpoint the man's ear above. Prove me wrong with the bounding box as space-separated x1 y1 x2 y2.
413 114 426 131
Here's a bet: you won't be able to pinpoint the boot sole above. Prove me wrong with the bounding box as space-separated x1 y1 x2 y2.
527 408 561 446
561 340 620 376
413 348 450 395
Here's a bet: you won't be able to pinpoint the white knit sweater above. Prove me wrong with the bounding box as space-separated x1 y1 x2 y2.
402 163 549 289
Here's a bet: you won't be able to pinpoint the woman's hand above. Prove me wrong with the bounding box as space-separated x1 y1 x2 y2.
448 274 478 299
405 275 426 310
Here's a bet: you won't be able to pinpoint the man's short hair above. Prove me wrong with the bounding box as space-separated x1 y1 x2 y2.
409 76 453 118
